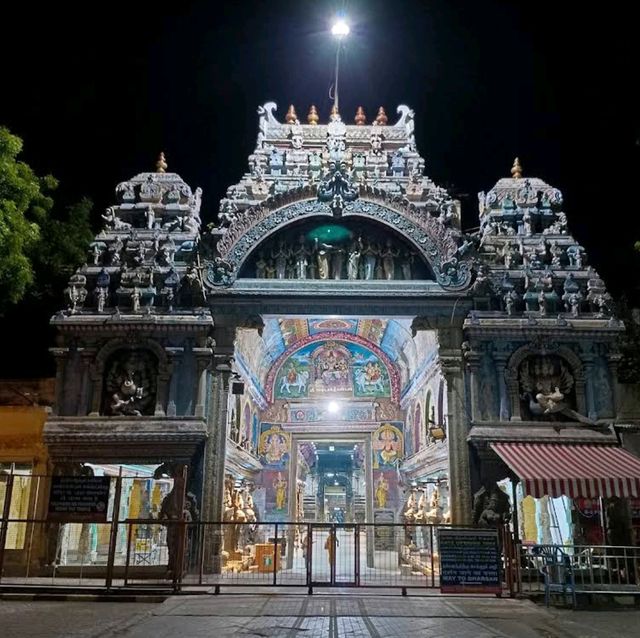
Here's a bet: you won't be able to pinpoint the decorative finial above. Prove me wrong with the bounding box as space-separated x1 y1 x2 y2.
375 107 388 126
156 152 167 173
307 105 319 125
354 106 366 125
286 104 298 124
330 104 341 121
511 157 523 179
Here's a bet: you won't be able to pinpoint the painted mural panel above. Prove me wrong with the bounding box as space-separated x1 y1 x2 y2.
309 317 357 335
258 423 290 468
274 340 391 400
372 422 404 469
258 423 291 521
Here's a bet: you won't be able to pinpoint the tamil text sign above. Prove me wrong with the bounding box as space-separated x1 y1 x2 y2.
438 528 501 594
48 476 111 522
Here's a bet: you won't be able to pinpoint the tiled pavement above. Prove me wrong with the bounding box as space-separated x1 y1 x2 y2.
1 592 640 637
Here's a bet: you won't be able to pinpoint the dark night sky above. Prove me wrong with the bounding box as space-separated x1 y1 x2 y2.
1 0 638 376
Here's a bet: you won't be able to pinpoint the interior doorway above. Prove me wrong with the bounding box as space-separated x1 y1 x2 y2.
292 436 372 526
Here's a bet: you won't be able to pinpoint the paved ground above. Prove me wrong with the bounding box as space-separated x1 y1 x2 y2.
1 593 639 637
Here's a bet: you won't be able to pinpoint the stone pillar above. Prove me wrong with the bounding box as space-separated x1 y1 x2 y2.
50 347 68 416
193 346 213 418
201 334 233 572
464 349 481 422
439 329 472 525
582 358 598 421
77 349 95 416
165 347 184 417
493 354 511 421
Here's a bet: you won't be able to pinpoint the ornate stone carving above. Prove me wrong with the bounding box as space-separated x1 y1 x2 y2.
317 160 359 215
102 350 157 416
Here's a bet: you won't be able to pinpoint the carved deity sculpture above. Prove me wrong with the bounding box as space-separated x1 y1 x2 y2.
95 286 108 313
375 474 389 508
381 238 398 280
347 238 363 280
104 351 156 416
362 240 378 280
293 235 310 279
255 252 267 278
401 251 414 280
274 473 287 511
314 238 333 280
472 482 511 528
272 240 289 279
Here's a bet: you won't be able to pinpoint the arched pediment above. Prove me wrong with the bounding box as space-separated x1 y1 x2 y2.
265 333 401 403
205 187 473 290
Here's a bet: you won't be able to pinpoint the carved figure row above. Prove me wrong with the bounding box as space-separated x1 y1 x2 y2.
251 235 417 281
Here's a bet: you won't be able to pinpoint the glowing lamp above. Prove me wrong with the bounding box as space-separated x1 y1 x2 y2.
331 20 350 38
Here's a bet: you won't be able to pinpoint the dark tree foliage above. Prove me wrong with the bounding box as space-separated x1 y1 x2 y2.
0 126 94 377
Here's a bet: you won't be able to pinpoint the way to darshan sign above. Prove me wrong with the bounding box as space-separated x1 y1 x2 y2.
438 528 501 594
48 476 111 522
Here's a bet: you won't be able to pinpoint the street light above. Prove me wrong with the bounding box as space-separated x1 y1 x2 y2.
331 17 350 114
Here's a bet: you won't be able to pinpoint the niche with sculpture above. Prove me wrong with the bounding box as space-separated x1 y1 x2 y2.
239 219 433 281
518 354 578 421
101 349 158 416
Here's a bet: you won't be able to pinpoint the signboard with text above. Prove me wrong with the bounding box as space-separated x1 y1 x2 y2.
438 528 501 594
48 476 111 522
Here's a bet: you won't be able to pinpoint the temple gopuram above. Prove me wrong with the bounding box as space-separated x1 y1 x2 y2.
4 101 637 577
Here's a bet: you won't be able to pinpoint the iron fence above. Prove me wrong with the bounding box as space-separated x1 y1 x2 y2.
517 544 640 597
0 511 516 594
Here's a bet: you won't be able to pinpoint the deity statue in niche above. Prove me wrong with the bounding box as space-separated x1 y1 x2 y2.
314 238 333 280
381 238 399 280
472 481 511 528
518 354 592 422
293 234 310 279
401 250 414 280
274 473 287 511
347 237 363 280
375 474 389 508
103 350 156 416
362 240 379 280
271 240 289 279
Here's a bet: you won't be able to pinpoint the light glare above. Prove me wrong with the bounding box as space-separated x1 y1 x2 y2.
331 20 350 38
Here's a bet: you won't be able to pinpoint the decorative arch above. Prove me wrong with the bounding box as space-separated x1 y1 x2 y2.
265 332 401 403
205 188 473 290
504 342 586 420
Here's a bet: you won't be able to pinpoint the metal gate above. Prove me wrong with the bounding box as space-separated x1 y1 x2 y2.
309 524 358 587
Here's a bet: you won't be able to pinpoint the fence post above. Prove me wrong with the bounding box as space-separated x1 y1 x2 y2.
123 521 133 587
0 472 15 583
273 523 279 586
105 472 123 591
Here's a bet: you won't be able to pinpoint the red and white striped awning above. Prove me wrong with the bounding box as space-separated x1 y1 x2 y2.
491 442 640 499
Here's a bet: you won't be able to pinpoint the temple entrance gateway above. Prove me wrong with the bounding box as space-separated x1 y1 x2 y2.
40 101 637 591
216 312 461 579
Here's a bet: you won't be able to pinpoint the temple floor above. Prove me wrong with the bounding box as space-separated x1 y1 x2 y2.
1 595 639 638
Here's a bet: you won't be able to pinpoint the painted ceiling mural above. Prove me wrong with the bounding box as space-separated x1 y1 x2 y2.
273 339 392 401
234 316 425 401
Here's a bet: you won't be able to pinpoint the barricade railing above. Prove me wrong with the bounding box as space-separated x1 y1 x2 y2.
518 543 640 596
0 513 518 594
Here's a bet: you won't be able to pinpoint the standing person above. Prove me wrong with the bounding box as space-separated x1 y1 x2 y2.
324 529 339 567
